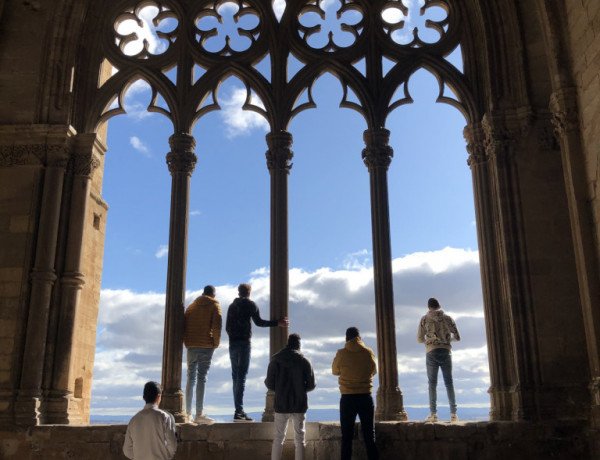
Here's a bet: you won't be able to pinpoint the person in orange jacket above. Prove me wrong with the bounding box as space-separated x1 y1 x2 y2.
184 285 222 424
332 327 378 460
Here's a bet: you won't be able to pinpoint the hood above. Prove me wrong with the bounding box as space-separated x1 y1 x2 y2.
274 347 303 366
190 294 218 308
427 309 445 321
344 337 367 352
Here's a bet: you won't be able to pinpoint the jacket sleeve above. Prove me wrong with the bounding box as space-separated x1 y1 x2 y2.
265 359 276 391
250 302 277 328
165 412 178 459
305 359 316 392
225 305 232 336
417 316 425 343
122 424 134 459
369 349 377 377
212 303 222 347
332 350 341 376
449 317 461 342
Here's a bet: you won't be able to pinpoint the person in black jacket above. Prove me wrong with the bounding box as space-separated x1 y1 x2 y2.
226 283 288 422
265 333 316 460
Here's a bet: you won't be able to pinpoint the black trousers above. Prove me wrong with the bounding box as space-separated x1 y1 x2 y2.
340 393 378 460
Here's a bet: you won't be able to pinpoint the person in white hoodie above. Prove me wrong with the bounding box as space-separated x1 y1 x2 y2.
123 381 177 460
417 297 461 423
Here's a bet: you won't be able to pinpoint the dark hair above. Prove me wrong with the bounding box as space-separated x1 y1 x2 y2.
238 283 251 297
203 285 216 296
346 327 360 342
143 381 162 404
287 333 301 350
428 297 441 309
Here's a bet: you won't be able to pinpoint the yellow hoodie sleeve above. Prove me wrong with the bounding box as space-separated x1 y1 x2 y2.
332 349 342 376
212 302 222 348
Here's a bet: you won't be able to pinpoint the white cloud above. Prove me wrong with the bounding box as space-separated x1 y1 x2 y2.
129 136 150 156
219 87 269 138
116 6 168 57
341 249 371 270
92 247 489 419
190 210 201 216
155 245 168 259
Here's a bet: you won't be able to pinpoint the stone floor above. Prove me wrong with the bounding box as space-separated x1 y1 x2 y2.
0 420 592 459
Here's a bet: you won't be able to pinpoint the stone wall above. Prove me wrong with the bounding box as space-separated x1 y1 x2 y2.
565 0 600 254
0 164 40 421
0 421 591 460
69 147 108 423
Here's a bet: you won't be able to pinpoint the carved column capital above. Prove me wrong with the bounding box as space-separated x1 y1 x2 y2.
166 134 197 175
463 124 487 167
482 109 531 159
46 145 70 168
70 153 100 176
362 128 393 172
70 133 104 177
550 87 579 137
265 131 294 172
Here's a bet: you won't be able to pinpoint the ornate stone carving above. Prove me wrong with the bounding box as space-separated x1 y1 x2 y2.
265 131 293 172
93 1 467 137
464 124 487 167
481 109 531 159
550 88 579 138
71 152 101 177
166 134 197 175
362 128 393 172
0 144 46 167
46 145 70 168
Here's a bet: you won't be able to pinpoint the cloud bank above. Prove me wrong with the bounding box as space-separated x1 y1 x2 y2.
92 247 489 419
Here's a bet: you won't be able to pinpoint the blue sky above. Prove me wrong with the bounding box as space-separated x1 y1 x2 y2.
92 0 488 421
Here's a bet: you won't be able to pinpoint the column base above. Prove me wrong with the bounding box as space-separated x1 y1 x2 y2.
375 387 407 421
262 389 275 422
160 389 186 423
14 391 41 426
488 385 514 421
40 391 84 424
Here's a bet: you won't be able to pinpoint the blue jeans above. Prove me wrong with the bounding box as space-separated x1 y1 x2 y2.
186 347 215 415
339 394 378 460
229 340 251 414
426 348 457 414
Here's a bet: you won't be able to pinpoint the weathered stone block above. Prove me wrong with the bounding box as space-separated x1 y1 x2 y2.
178 422 210 441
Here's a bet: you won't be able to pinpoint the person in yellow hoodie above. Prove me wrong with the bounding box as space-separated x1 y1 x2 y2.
332 327 378 460
184 285 222 424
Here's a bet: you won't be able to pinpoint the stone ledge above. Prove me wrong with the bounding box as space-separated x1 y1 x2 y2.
0 420 592 460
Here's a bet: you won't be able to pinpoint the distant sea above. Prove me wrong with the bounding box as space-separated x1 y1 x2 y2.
90 407 489 425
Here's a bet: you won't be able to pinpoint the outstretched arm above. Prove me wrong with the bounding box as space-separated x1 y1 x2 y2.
417 318 425 343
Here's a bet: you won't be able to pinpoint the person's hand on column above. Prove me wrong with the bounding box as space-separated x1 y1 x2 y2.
277 317 289 328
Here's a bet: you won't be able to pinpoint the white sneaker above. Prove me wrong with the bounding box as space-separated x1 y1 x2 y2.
186 413 194 423
450 413 459 423
194 413 215 424
425 413 438 422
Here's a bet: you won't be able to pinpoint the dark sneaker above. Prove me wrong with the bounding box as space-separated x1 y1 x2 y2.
233 412 254 422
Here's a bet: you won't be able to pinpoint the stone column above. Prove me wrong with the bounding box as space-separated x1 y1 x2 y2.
464 123 516 421
159 133 197 422
482 111 540 421
551 88 600 427
362 128 407 421
15 136 72 426
43 133 101 424
262 131 292 422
